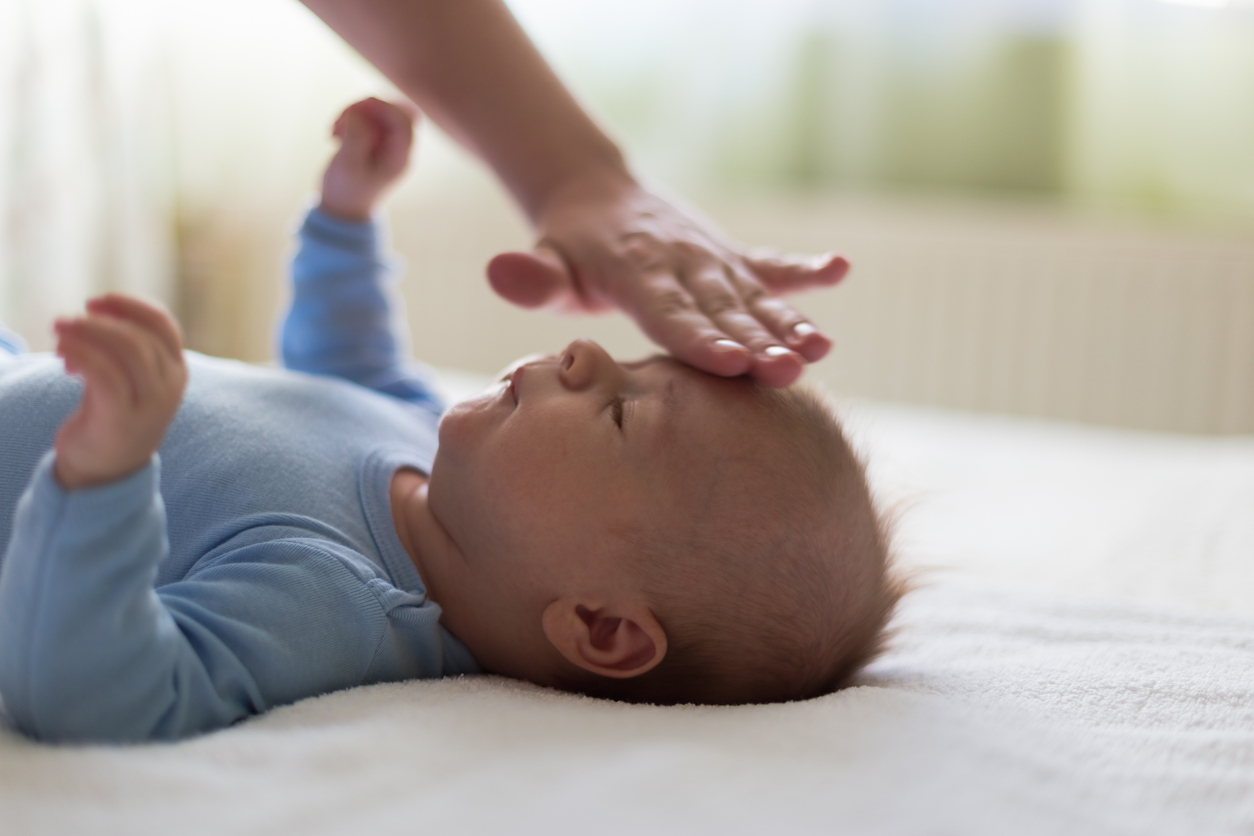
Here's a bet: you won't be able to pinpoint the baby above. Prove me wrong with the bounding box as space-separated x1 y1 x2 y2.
0 99 900 742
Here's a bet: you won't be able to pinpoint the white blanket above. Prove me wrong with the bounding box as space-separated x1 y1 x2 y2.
4 392 1253 835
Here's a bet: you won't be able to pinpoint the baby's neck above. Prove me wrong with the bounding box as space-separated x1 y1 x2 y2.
387 467 563 684
389 468 449 605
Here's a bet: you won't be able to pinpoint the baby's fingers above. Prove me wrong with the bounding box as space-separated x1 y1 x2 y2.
363 96 418 135
330 104 379 174
58 316 162 405
86 294 184 358
56 321 132 407
356 97 416 175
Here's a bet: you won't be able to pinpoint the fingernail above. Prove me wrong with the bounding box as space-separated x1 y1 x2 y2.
763 345 793 358
809 253 837 270
792 322 818 338
714 339 745 352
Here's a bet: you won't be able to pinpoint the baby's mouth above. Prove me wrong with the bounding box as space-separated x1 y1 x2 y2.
495 352 561 405
495 353 549 384
508 367 520 405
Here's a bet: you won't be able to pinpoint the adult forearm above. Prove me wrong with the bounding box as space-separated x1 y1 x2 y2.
300 0 631 222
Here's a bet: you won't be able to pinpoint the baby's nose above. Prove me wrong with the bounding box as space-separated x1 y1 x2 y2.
559 338 617 391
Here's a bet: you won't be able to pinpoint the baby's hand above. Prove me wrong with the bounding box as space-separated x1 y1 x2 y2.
319 97 417 222
53 294 188 491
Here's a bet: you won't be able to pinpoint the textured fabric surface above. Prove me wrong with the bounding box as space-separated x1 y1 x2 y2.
1 582 1250 835
2 393 1251 833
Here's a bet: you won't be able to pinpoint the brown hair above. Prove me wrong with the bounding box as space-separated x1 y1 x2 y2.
562 383 904 705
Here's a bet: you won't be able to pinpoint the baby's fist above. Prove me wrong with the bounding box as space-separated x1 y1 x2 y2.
53 294 187 490
319 97 418 222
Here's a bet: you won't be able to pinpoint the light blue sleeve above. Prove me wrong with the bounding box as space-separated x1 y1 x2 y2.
0 323 25 355
0 453 429 742
281 207 445 416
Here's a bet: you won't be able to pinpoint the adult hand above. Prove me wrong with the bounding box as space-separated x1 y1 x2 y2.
487 177 848 388
297 0 848 387
53 294 188 490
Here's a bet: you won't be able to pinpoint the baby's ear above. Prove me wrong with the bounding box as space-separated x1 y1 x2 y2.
542 597 667 679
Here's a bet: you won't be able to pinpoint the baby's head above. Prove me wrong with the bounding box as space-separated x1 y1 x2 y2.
426 338 901 704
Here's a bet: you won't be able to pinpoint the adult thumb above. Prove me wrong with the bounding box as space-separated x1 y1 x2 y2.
486 247 572 310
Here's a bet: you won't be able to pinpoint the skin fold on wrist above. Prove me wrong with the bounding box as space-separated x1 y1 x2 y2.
526 156 637 228
317 199 375 224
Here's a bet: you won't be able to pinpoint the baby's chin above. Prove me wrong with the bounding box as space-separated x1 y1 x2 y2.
436 379 511 449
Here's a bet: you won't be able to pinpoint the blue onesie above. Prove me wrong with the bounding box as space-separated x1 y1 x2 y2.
0 209 480 743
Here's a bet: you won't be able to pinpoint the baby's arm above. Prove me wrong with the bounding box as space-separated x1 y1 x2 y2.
0 303 433 739
0 297 203 738
282 98 443 414
51 295 187 489
1 485 436 741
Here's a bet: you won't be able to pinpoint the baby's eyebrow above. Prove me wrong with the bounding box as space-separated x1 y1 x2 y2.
651 378 678 445
661 378 678 416
627 370 678 452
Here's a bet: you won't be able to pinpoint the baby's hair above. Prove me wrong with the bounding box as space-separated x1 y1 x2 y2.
564 382 904 706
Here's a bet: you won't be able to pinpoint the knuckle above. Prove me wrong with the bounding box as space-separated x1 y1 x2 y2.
615 232 667 271
672 239 705 261
750 296 792 320
651 288 695 318
723 318 778 349
738 336 778 354
738 327 778 351
713 313 766 342
739 283 768 305
701 293 742 317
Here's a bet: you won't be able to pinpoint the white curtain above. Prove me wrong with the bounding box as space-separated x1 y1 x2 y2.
0 0 176 349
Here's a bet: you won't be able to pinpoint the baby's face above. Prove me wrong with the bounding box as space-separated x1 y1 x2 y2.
429 339 761 603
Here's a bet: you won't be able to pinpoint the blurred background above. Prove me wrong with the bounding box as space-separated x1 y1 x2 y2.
1 0 1252 432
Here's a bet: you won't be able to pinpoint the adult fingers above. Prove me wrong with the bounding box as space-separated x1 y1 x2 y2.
622 268 753 378
742 294 832 363
684 264 804 385
744 250 849 294
487 247 577 311
721 260 833 364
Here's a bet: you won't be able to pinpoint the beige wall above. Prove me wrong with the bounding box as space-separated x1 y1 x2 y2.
175 182 1254 436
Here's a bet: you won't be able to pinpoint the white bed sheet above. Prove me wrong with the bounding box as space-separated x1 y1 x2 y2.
841 399 1254 617
3 378 1252 835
